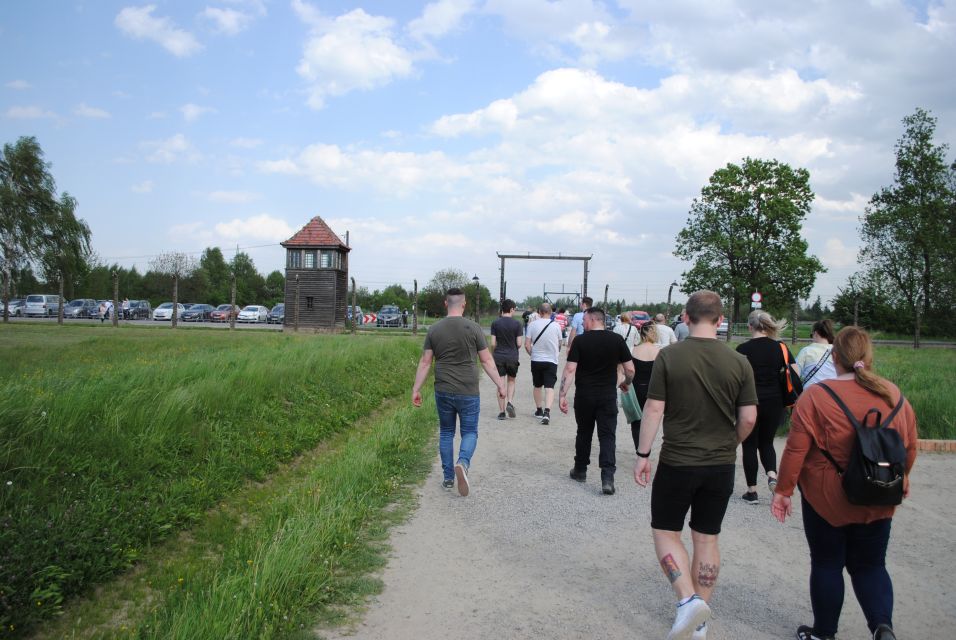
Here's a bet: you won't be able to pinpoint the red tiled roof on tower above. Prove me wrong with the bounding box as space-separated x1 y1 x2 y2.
281 216 350 250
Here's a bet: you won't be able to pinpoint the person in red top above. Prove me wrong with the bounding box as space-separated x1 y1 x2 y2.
771 326 918 640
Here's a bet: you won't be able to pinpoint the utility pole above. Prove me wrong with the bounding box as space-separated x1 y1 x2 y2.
229 273 237 330
112 270 119 328
350 277 357 335
413 279 419 335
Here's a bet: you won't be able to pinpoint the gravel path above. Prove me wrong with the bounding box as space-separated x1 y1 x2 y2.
321 349 956 640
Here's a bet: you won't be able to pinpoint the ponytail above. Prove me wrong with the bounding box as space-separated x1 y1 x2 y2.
747 310 787 339
832 326 894 406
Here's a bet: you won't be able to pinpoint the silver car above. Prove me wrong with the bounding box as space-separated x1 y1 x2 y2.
23 294 62 317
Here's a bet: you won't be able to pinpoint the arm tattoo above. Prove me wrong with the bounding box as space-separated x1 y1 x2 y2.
697 563 719 589
660 554 682 584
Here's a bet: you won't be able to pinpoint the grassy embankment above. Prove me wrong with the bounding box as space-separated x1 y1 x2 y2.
0 325 436 639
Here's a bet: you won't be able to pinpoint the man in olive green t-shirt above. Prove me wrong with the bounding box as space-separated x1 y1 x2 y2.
412 288 506 497
633 290 757 640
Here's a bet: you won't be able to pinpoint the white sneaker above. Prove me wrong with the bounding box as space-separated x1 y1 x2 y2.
667 596 711 640
692 621 707 640
454 462 470 497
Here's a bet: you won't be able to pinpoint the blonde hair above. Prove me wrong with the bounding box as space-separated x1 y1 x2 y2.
640 322 658 344
832 326 895 406
748 310 787 339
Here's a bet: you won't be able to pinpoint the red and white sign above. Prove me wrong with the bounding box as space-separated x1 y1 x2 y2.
363 313 376 324
751 292 762 303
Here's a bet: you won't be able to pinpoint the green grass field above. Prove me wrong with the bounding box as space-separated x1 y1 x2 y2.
0 325 435 638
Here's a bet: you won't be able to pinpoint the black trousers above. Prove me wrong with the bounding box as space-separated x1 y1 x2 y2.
742 394 784 486
573 391 617 475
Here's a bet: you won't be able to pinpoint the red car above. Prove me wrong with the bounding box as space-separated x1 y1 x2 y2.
627 310 652 328
210 304 239 322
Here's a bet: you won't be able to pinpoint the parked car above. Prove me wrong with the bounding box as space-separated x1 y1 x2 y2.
626 310 652 328
346 305 364 325
267 304 285 324
376 305 402 327
717 320 729 336
3 298 25 317
237 305 269 323
152 302 185 321
126 300 152 320
63 298 98 319
23 294 62 317
181 303 215 322
210 304 239 323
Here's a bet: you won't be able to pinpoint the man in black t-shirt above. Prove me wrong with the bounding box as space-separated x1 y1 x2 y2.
490 299 524 419
558 307 634 495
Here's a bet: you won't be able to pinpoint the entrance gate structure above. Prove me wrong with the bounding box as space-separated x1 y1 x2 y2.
496 253 592 304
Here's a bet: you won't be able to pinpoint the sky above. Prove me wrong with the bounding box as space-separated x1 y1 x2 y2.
1 0 955 307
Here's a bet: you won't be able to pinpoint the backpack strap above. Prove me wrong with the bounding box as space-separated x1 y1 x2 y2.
533 320 555 345
801 348 831 384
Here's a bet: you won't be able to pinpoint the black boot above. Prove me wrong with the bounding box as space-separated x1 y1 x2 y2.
601 470 615 495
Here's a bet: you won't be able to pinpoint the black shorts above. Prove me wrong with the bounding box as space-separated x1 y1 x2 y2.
651 462 735 535
495 359 519 378
530 361 558 388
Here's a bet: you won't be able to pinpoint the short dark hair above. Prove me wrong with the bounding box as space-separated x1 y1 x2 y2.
685 290 722 324
500 298 516 313
446 287 464 297
581 296 593 307
585 307 605 323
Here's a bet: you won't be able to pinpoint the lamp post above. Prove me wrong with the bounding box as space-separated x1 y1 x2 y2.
667 281 679 320
472 274 480 324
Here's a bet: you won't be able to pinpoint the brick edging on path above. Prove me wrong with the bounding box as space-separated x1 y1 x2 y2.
917 439 956 452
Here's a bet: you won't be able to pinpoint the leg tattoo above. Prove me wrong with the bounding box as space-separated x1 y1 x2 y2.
660 554 682 584
697 562 719 589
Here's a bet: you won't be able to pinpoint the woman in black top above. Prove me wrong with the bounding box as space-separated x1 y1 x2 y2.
735 310 798 504
629 321 660 453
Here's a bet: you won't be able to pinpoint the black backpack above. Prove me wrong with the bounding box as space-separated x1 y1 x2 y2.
816 382 908 507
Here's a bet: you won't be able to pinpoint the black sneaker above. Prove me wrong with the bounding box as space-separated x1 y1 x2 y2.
602 480 615 495
768 475 778 493
541 414 550 425
497 412 506 421
506 402 516 418
569 468 586 482
872 624 897 640
741 491 758 504
442 479 454 489
796 625 834 640
533 407 543 418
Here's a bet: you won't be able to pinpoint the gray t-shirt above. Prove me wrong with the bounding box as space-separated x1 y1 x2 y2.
674 322 689 341
422 316 488 396
647 337 758 466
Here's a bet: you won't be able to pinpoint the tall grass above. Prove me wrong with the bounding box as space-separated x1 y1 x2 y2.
0 325 422 637
873 345 955 439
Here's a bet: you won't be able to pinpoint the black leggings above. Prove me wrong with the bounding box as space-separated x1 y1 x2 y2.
630 384 649 453
742 395 784 487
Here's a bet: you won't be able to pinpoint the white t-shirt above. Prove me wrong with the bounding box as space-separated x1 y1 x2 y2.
796 342 837 386
527 317 563 364
654 323 677 347
613 322 637 350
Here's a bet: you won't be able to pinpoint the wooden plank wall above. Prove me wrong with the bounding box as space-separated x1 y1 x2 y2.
282 268 348 329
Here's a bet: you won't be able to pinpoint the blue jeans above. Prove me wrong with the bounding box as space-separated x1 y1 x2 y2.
434 392 480 481
801 494 894 636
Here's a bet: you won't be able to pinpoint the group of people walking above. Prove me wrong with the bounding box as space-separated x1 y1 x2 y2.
411 288 917 640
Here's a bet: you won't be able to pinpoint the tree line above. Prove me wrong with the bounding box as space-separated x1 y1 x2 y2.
674 108 954 339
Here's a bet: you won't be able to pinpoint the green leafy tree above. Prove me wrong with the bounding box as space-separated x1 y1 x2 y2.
674 157 824 330
149 252 197 327
421 268 470 316
38 193 92 317
859 108 956 337
199 247 231 305
1 137 68 320
230 251 265 306
264 270 285 307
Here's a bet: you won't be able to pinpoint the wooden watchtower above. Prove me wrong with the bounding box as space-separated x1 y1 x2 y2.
281 216 350 330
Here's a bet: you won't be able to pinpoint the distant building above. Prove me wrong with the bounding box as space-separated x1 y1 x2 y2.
281 216 350 330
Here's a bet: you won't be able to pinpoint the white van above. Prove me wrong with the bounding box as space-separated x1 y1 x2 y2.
23 294 62 317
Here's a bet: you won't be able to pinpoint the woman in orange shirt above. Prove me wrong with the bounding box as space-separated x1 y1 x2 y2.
771 326 917 640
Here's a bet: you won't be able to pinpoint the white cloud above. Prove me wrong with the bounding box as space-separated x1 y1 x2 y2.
115 5 202 57
821 237 858 269
207 190 259 204
131 180 154 193
74 103 111 118
408 0 475 41
214 214 294 242
4 105 56 119
230 137 263 149
144 133 200 164
180 103 216 122
200 7 254 35
293 5 415 108
6 80 32 90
